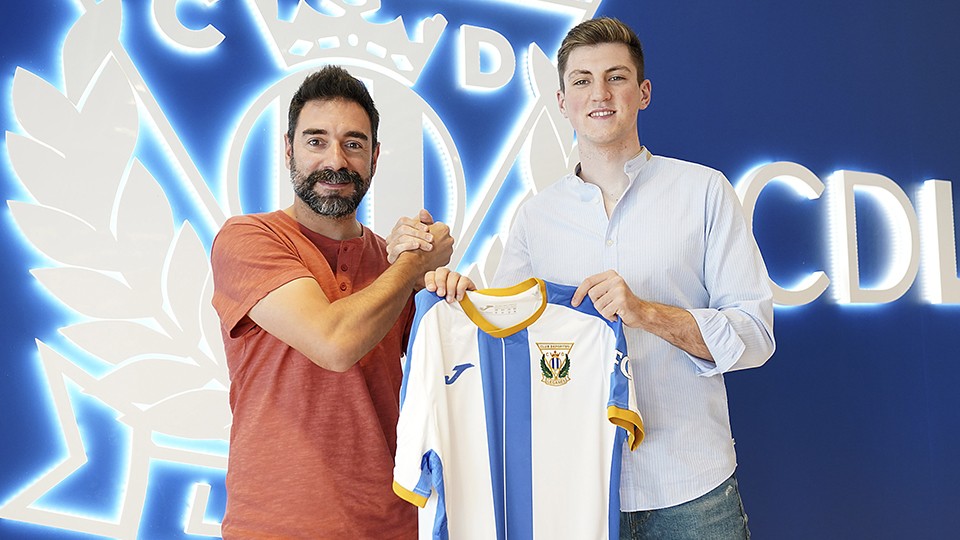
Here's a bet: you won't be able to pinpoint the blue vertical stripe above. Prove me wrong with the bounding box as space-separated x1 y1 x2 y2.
478 331 506 540
478 329 534 539
503 331 533 539
608 349 631 410
401 290 444 407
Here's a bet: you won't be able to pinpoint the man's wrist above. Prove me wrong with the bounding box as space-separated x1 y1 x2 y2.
393 250 429 287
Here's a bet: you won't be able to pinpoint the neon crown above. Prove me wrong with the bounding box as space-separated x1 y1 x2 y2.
253 0 447 84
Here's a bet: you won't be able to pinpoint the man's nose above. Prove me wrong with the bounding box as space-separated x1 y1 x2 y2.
324 144 349 170
592 80 612 101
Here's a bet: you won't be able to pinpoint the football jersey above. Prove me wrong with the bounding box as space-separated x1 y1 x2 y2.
393 278 644 540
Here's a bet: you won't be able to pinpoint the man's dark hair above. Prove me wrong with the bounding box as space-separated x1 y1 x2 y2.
287 65 380 147
557 17 645 92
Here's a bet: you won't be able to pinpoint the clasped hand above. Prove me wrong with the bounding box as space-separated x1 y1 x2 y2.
386 210 469 296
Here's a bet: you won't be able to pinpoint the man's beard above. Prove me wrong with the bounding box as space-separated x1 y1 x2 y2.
290 159 371 219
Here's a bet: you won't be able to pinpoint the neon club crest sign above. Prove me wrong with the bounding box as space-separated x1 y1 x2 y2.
2 0 603 537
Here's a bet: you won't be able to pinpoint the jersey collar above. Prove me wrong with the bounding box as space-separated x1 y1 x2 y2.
459 278 548 338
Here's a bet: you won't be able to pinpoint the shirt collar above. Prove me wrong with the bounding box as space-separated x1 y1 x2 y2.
572 146 652 177
624 146 653 176
570 146 653 200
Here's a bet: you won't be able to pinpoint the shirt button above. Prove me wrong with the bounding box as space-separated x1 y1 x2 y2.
340 264 348 271
606 239 614 246
339 282 347 291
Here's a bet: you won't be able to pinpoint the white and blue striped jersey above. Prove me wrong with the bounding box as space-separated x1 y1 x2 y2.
393 278 644 540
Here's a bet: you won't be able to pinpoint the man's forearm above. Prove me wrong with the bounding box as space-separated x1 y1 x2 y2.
313 251 428 370
628 299 714 362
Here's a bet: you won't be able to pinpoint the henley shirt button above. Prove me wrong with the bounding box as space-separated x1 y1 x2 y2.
339 282 347 291
340 264 348 271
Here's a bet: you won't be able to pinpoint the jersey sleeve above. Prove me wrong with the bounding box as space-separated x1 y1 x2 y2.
606 319 644 451
393 291 446 508
542 281 645 451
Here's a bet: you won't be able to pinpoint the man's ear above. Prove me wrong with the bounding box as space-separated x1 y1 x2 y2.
638 79 652 111
283 133 293 169
370 142 381 177
557 89 568 118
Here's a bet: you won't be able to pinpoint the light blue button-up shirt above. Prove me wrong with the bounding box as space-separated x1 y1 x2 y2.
494 148 775 510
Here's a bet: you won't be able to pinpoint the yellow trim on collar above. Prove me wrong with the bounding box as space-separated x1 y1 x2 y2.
459 278 547 338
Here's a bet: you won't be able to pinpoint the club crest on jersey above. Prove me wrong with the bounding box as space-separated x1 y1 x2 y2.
537 342 573 386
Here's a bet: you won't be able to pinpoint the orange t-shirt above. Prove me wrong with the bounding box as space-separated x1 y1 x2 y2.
211 210 416 539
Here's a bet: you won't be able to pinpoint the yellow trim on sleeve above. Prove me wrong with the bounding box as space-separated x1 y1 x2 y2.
392 481 429 508
608 405 645 451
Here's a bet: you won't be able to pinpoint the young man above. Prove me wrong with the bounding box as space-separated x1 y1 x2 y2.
210 66 452 539
491 17 775 539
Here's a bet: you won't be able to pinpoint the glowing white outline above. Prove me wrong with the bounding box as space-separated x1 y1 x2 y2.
828 170 920 305
736 161 829 307
918 180 960 304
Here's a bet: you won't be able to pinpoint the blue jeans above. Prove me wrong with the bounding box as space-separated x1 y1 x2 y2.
619 474 750 540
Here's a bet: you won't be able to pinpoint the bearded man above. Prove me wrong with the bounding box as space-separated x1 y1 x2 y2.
210 65 453 539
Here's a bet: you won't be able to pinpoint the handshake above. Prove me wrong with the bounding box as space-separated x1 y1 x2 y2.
385 208 475 301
